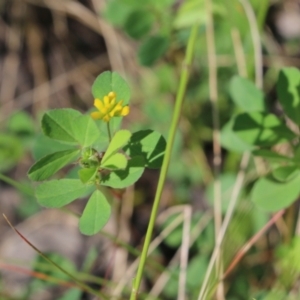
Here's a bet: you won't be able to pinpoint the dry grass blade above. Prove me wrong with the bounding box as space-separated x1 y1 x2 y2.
0 261 77 288
0 54 109 121
223 210 285 279
0 1 23 116
112 208 187 297
24 0 101 34
90 0 126 74
146 211 212 300
178 206 192 300
2 214 109 299
110 186 134 291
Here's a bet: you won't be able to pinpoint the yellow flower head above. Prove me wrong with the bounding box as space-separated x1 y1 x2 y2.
90 92 130 122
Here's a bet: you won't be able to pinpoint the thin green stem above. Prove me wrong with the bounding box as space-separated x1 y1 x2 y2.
129 24 198 300
257 0 269 31
107 121 112 141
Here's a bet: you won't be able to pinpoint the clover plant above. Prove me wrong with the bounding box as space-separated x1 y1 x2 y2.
28 71 166 235
222 67 300 212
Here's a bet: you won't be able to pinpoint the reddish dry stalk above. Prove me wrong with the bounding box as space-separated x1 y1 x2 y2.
2 214 105 298
0 262 77 288
223 210 285 279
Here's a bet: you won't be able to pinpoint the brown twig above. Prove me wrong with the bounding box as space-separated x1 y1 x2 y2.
223 210 285 279
0 261 77 288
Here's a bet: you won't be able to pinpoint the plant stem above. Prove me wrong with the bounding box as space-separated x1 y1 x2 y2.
129 24 198 300
239 0 263 88
107 121 112 141
257 0 269 31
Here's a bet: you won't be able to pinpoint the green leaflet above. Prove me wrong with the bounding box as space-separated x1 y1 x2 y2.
229 76 265 112
101 130 131 163
233 112 296 147
36 179 92 208
124 129 166 168
277 68 300 126
92 71 131 105
79 190 111 235
28 149 80 181
101 156 145 188
252 173 300 211
42 109 99 147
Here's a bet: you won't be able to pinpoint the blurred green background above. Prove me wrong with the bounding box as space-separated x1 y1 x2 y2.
1 0 300 299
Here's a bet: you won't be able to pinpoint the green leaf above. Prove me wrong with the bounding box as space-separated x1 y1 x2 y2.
58 289 82 300
32 134 76 160
294 145 300 162
42 109 99 147
33 253 76 284
277 68 300 125
92 71 131 105
233 112 296 147
79 190 111 235
28 149 80 181
162 267 179 298
186 254 208 289
6 111 35 135
160 214 183 248
138 35 169 66
104 0 133 26
101 156 145 188
71 114 100 147
101 153 128 170
36 179 92 208
161 212 202 248
252 149 292 163
153 0 177 8
102 130 131 163
78 167 97 184
173 0 206 29
276 237 300 288
173 0 224 29
42 109 81 144
251 173 300 211
229 76 265 112
221 118 254 153
272 165 300 182
124 129 166 168
124 9 154 39
0 133 23 172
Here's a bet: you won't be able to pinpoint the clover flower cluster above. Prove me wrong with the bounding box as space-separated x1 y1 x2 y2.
90 92 129 122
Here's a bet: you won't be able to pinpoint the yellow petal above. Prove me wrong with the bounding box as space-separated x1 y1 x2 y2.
110 98 116 106
100 107 108 114
94 99 104 111
108 91 116 99
113 103 122 113
121 106 130 116
90 111 102 120
104 96 110 106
